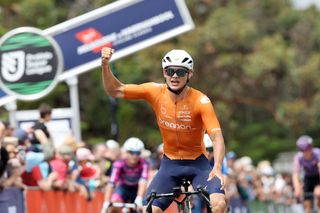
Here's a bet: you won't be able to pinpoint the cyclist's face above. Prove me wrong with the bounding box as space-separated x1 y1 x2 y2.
126 151 141 166
163 66 193 90
302 148 313 160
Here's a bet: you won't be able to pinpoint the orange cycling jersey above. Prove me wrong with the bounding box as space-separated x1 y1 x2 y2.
124 83 222 160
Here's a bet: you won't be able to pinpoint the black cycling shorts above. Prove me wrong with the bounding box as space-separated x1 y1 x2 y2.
143 154 224 211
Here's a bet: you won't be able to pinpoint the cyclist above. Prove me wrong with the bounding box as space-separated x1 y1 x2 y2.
101 137 149 213
292 135 320 213
101 47 227 213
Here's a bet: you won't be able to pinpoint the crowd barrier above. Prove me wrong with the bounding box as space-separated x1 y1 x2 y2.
0 187 178 213
0 187 304 213
25 189 104 213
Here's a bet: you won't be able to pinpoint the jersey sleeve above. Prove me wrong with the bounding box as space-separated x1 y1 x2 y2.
198 95 222 134
109 160 122 185
139 159 149 182
292 154 301 174
123 82 161 102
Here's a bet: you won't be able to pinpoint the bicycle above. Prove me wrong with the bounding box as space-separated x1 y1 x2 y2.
146 178 212 213
105 202 142 213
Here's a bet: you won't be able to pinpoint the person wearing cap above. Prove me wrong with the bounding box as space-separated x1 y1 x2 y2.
101 137 149 213
292 135 320 213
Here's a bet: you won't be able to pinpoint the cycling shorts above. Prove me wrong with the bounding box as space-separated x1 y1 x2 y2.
143 154 224 211
112 184 138 203
304 175 320 200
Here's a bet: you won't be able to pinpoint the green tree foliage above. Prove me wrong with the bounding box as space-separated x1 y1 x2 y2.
1 0 320 163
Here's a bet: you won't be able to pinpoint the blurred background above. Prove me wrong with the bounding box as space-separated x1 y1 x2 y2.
0 0 320 167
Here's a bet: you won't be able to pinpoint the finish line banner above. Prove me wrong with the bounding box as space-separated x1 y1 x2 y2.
45 0 194 81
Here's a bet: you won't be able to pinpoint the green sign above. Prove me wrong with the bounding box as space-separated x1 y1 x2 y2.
0 27 63 101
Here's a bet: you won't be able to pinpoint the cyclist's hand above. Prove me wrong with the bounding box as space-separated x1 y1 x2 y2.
100 201 110 213
134 196 143 207
294 188 302 198
207 167 225 190
101 47 114 62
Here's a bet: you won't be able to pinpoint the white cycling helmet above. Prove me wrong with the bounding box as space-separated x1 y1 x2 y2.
123 137 144 152
203 134 213 148
162 49 193 70
105 139 120 149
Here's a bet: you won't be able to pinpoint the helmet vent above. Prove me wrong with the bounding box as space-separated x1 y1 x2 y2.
165 56 172 62
181 57 189 63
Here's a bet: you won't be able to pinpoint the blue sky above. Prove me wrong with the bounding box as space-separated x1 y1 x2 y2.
291 0 320 10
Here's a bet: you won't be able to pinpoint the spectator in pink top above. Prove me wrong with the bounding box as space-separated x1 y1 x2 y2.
50 144 73 190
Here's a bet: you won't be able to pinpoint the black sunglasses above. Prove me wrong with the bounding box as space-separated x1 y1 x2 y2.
165 68 189 77
128 151 141 156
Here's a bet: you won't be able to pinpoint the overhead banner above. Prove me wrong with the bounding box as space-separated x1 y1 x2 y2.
45 0 194 80
0 0 194 105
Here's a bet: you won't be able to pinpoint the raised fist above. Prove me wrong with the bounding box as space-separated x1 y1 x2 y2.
101 47 114 61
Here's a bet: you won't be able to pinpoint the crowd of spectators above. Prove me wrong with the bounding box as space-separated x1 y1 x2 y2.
0 104 316 212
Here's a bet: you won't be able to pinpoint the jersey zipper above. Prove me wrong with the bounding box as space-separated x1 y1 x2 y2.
174 101 182 160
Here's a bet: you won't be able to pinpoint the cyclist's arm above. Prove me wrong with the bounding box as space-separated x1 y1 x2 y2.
104 162 121 201
210 132 225 172
101 47 125 98
104 182 115 202
137 180 148 198
199 96 226 182
137 160 149 198
292 154 302 195
199 96 225 169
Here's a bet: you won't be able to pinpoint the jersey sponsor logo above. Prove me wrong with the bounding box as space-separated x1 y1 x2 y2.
160 104 167 115
76 28 112 54
177 111 191 122
159 117 192 130
200 96 211 104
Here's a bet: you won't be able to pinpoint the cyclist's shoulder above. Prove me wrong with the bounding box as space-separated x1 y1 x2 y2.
138 157 149 165
113 159 126 168
188 88 212 104
313 147 320 157
140 82 165 89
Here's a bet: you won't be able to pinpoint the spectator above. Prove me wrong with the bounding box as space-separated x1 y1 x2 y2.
104 139 121 177
226 151 237 176
13 128 29 146
93 143 108 190
30 103 52 146
49 144 74 190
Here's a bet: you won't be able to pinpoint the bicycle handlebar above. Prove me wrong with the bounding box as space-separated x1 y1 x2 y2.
146 185 212 213
110 202 137 208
